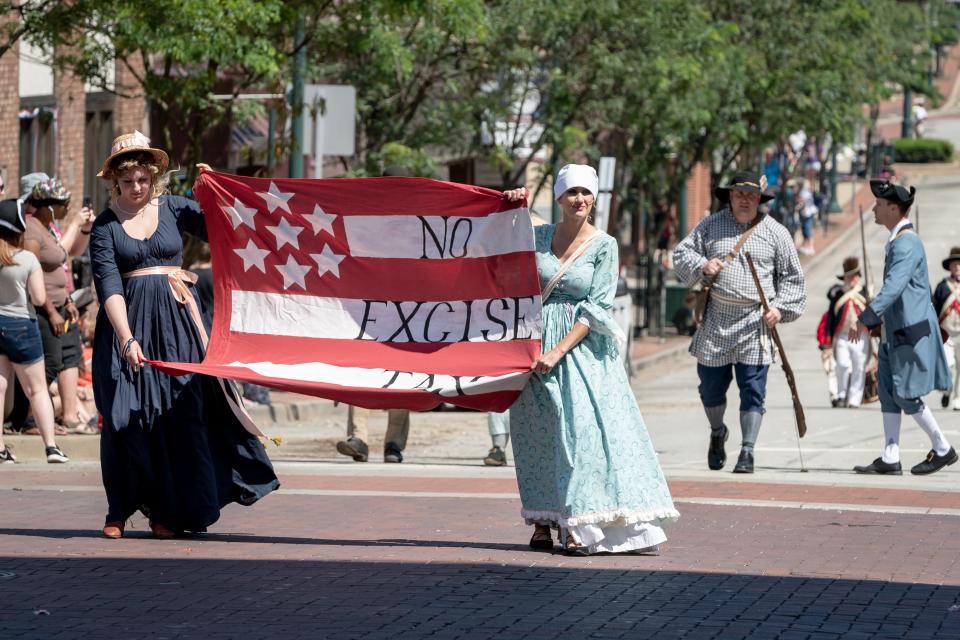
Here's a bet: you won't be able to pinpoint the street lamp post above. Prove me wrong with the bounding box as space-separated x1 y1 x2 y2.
828 144 842 213
902 86 913 139
289 16 306 178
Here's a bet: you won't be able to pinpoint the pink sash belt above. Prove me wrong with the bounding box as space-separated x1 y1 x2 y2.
121 266 279 446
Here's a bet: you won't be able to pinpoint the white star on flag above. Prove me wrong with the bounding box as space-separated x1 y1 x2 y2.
233 238 271 273
275 254 311 290
257 181 294 214
223 198 258 230
303 204 337 236
311 244 346 279
266 217 305 251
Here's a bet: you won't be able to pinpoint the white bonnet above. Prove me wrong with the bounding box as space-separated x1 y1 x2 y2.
553 164 599 201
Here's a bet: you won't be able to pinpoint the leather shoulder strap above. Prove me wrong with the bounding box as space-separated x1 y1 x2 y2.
541 231 603 303
703 218 762 289
724 217 762 263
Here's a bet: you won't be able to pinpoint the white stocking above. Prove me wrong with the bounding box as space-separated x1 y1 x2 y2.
881 412 901 463
911 405 952 456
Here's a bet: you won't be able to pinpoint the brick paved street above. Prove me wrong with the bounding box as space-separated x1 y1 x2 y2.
1 462 960 639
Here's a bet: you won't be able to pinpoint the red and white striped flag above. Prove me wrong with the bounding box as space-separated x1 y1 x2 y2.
151 171 541 412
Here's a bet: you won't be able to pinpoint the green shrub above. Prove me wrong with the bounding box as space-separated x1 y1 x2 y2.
893 138 955 163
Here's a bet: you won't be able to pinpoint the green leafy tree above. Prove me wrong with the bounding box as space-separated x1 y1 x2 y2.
9 0 309 183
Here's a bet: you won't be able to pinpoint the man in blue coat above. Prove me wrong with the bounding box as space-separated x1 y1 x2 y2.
851 180 957 475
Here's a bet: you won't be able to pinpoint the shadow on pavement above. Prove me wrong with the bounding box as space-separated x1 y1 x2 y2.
0 528 525 551
0 556 958 639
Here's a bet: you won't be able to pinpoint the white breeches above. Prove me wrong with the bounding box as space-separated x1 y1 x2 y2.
821 349 838 398
944 337 960 408
835 335 870 406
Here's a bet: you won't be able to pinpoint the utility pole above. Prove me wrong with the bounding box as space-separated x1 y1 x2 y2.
289 16 306 178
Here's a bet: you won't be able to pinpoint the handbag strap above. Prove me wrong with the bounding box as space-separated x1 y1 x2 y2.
541 231 603 303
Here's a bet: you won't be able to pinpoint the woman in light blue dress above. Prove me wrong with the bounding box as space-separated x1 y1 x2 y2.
505 164 678 555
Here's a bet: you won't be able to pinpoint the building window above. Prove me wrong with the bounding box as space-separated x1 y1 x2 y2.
84 109 114 211
19 107 57 179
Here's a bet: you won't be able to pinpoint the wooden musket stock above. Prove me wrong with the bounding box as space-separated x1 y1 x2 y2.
744 251 807 438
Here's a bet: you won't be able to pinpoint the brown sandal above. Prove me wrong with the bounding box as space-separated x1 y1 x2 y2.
67 420 99 435
564 532 589 556
529 524 554 550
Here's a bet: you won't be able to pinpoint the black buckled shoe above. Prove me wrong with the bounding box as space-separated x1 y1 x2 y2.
853 457 902 475
708 426 728 470
732 449 754 474
335 437 369 462
910 447 958 475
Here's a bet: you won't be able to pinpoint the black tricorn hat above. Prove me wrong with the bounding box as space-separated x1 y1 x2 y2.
870 179 915 206
0 198 26 234
836 256 861 280
943 246 960 270
381 165 412 177
715 171 775 204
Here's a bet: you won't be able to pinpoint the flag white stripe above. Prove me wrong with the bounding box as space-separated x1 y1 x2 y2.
225 361 530 397
230 290 542 343
344 208 533 259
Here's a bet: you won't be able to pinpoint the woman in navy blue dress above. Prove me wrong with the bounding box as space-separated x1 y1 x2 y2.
89 132 279 539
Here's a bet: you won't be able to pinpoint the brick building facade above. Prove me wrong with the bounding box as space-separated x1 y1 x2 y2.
0 30 146 212
683 162 713 234
0 38 19 197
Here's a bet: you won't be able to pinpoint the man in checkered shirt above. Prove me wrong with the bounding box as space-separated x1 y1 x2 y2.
673 172 806 473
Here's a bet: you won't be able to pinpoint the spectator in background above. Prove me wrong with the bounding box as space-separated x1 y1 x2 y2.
483 409 509 466
913 98 928 138
762 148 782 192
796 179 818 256
804 136 822 188
879 155 896 181
25 178 96 433
5 173 50 433
337 406 410 463
0 199 69 464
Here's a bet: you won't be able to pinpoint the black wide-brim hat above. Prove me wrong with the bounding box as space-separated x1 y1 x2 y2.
715 171 774 204
0 198 26 234
943 246 960 270
836 256 861 280
870 179 915 206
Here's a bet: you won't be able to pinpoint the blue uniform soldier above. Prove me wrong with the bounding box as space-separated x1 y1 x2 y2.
851 180 957 476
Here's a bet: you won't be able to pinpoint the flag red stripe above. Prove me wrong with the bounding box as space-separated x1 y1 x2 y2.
204 333 539 377
210 249 540 301
196 171 519 217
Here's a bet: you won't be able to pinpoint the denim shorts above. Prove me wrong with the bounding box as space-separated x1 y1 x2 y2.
0 315 45 365
800 214 816 239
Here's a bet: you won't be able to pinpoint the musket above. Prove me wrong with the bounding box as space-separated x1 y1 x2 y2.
744 251 807 439
858 204 871 298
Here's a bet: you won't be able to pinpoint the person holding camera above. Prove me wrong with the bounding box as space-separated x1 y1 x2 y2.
24 178 96 433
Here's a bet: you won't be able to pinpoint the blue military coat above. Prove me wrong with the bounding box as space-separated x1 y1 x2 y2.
859 225 951 398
